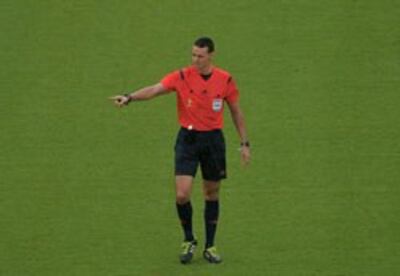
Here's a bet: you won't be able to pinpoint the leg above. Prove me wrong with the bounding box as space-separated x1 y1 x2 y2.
176 175 195 241
176 175 194 204
176 175 197 264
174 128 199 242
174 128 200 264
203 180 220 201
203 180 220 248
202 180 223 263
198 130 225 263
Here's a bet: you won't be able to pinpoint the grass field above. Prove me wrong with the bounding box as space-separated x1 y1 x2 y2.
1 0 399 275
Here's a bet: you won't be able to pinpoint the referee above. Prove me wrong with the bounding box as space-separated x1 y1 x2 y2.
110 37 250 264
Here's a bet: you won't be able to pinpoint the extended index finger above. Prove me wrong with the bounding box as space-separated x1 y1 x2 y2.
108 96 121 100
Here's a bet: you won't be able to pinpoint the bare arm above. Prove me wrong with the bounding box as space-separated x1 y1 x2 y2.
109 83 168 107
227 101 249 143
227 101 251 165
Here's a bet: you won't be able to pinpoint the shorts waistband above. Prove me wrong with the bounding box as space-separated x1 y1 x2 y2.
180 127 222 134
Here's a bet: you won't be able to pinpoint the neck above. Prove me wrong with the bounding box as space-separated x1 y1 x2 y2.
197 64 213 75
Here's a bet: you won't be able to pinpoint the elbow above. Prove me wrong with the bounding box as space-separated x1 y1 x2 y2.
232 109 243 121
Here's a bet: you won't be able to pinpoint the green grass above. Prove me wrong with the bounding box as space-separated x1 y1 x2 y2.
1 0 399 275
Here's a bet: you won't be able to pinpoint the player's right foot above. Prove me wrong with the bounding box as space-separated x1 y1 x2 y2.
179 239 197 264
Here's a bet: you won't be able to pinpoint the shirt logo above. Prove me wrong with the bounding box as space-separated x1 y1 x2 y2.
212 99 223 112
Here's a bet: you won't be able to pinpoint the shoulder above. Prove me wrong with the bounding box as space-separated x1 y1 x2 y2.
162 67 187 81
213 67 230 76
213 67 233 82
160 69 182 89
181 66 196 78
168 66 194 80
160 66 191 87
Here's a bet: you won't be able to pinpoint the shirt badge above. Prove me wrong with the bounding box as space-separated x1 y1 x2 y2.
212 99 223 112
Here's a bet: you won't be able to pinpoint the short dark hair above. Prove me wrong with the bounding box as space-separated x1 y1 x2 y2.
194 37 215 53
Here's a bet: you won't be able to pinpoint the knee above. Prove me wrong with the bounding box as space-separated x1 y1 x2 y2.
176 192 190 204
204 188 219 201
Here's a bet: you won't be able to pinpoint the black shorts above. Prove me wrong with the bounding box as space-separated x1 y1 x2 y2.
174 127 227 181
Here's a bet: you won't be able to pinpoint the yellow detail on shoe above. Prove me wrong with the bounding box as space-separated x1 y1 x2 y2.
206 246 218 256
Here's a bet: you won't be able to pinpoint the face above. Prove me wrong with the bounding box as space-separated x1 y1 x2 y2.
191 46 213 71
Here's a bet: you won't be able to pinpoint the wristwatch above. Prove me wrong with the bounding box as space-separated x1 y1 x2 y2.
240 141 250 147
124 94 132 104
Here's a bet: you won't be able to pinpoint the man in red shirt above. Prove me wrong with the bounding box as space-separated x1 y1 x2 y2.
110 37 250 264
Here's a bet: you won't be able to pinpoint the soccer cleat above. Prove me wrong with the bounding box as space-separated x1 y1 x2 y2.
179 240 197 264
203 246 222 264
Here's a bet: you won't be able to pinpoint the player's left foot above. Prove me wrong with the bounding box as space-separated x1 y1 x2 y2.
203 246 222 264
179 239 197 264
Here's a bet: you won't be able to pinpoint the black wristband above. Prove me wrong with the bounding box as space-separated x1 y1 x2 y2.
124 94 132 104
240 141 250 147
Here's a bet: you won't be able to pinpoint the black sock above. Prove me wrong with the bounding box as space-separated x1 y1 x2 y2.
204 200 219 248
176 201 194 241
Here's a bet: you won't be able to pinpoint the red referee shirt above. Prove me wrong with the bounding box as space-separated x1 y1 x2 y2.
161 66 239 131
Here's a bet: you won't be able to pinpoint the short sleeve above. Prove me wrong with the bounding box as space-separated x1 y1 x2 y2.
225 77 239 103
160 70 180 92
